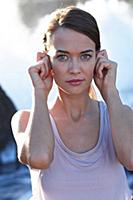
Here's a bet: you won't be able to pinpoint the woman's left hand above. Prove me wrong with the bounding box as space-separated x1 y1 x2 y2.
94 49 118 101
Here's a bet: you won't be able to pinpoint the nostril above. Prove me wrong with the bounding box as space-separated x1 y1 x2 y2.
69 67 81 74
68 60 81 73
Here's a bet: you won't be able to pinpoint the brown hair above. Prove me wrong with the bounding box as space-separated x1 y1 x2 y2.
43 6 100 99
43 6 101 51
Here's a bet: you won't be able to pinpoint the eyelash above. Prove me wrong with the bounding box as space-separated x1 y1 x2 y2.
56 55 68 62
55 54 92 62
80 54 92 61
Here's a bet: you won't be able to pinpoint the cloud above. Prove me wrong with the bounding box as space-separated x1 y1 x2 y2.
0 0 133 109
16 0 87 28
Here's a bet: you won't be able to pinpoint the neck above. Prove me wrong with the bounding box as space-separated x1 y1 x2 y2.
55 90 93 122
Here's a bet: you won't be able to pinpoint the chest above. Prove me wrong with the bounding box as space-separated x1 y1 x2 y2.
39 152 126 200
54 115 100 153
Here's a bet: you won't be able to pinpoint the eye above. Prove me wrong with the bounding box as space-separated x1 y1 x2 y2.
56 54 69 62
80 54 92 61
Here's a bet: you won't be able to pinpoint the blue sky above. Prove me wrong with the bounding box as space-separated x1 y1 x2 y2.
0 0 133 109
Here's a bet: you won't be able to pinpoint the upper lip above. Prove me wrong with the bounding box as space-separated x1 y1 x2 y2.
66 78 85 82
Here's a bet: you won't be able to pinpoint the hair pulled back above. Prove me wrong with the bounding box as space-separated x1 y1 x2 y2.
43 6 101 51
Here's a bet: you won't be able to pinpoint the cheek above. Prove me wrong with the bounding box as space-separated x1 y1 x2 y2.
51 67 63 82
84 59 96 76
52 70 64 88
51 60 67 78
90 58 97 74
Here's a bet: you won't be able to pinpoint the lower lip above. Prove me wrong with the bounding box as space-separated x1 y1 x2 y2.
66 80 84 86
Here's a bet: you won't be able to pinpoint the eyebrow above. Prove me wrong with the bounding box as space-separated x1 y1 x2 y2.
80 49 94 54
56 49 94 54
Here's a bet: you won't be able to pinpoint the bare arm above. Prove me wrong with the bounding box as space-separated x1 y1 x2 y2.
105 88 133 170
11 110 30 164
11 52 55 169
94 50 133 170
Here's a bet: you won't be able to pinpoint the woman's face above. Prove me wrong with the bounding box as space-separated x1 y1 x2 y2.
48 27 97 95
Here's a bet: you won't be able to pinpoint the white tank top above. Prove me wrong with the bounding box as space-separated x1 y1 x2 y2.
29 101 132 200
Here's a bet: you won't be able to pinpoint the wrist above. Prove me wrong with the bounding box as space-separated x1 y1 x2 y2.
103 87 119 103
33 88 48 101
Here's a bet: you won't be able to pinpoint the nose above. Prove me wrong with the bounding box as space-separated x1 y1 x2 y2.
68 57 81 74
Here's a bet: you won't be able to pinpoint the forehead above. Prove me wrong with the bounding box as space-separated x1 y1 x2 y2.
49 28 96 52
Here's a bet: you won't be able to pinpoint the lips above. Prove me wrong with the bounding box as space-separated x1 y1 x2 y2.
66 79 84 86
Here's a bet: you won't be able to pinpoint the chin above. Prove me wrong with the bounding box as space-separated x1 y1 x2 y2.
59 87 88 96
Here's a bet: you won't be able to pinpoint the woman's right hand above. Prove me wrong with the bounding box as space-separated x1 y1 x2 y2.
28 52 53 97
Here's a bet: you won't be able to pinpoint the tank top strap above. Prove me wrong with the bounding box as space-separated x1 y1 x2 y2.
98 101 117 159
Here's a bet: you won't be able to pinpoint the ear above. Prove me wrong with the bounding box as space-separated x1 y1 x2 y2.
97 49 108 59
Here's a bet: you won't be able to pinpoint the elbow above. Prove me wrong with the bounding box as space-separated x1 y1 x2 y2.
124 163 133 171
17 147 28 165
18 154 27 165
125 161 133 171
121 154 133 171
27 152 54 169
18 150 29 166
18 145 54 169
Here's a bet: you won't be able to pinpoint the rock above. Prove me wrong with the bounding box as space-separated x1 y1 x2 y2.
0 86 17 165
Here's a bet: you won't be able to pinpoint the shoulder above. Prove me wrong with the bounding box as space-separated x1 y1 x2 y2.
98 101 112 134
98 100 108 113
91 99 107 114
96 100 110 128
11 109 31 136
11 109 30 126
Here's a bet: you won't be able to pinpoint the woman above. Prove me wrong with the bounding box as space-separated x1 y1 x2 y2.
11 6 133 200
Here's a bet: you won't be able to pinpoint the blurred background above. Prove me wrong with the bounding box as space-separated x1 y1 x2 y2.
0 0 133 199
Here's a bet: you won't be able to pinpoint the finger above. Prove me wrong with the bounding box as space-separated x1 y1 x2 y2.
29 62 47 81
97 58 111 70
95 59 111 79
36 55 50 76
95 53 108 69
39 64 47 79
42 56 52 77
30 54 51 79
28 66 41 86
36 52 47 62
